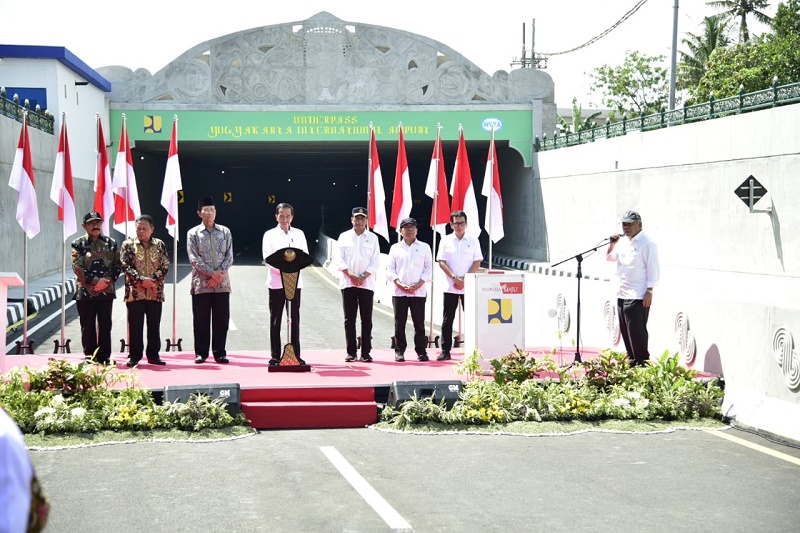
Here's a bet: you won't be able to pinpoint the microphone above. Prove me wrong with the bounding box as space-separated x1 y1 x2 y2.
609 233 625 242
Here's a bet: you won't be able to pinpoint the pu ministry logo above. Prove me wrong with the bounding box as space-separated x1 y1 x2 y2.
144 115 163 134
487 298 513 324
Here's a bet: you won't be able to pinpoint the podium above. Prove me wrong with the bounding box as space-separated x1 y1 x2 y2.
264 247 314 372
463 272 526 362
0 273 24 373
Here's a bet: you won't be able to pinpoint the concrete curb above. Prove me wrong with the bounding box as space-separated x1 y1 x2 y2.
489 255 610 282
6 278 76 330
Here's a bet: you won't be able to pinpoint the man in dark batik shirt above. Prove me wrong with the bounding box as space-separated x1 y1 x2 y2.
71 211 121 364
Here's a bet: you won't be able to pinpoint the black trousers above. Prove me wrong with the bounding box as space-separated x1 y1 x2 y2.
126 300 162 362
269 288 301 358
341 287 374 357
441 292 465 353
76 299 114 361
618 298 650 365
392 296 427 355
192 292 230 358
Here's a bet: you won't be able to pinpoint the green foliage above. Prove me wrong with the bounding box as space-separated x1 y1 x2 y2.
454 349 484 380
679 16 732 90
557 97 602 134
589 50 669 117
706 0 773 43
380 349 724 428
0 360 248 434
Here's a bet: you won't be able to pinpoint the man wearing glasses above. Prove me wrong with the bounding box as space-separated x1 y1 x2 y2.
187 197 234 364
436 210 483 360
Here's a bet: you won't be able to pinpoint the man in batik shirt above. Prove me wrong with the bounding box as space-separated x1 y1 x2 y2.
120 215 170 367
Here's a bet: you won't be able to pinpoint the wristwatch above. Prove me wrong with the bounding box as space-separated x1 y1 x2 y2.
451 274 457 279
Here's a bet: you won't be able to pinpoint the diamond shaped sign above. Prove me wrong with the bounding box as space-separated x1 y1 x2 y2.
735 175 767 207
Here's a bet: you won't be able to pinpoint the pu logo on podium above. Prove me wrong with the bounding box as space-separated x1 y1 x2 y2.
488 299 513 324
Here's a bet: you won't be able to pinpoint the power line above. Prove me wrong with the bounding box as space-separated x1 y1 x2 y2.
543 0 652 56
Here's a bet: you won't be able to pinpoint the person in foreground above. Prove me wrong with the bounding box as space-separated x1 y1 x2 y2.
387 217 433 362
436 210 483 360
120 215 171 367
337 206 381 363
187 196 234 364
262 202 309 366
606 210 660 367
71 211 121 365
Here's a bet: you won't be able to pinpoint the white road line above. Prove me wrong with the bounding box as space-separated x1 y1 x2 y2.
228 317 238 331
320 446 412 531
705 430 800 467
6 301 76 353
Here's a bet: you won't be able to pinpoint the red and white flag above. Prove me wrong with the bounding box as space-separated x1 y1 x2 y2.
390 125 412 232
450 128 480 239
160 118 183 239
425 130 451 237
368 129 390 242
481 133 504 243
8 116 40 239
50 118 78 241
112 119 141 237
94 117 114 236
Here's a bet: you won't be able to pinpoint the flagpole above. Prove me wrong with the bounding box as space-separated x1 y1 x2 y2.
172 115 179 348
487 127 495 270
122 113 129 239
21 111 32 354
428 123 442 348
59 113 67 352
367 123 373 214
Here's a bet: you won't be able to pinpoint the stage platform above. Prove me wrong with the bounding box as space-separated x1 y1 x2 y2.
2 346 605 429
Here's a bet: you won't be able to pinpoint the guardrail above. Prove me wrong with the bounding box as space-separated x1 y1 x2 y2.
535 79 800 152
0 87 55 134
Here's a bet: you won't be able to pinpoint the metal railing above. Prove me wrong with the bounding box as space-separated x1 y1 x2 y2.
535 79 800 152
0 87 55 134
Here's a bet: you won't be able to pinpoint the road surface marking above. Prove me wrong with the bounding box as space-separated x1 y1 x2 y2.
705 430 800 466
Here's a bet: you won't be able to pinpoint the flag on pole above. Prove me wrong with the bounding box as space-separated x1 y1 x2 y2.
450 128 480 238
425 130 451 236
160 118 183 239
368 129 390 242
8 115 40 239
112 119 141 237
481 134 504 243
94 117 114 236
390 125 412 231
50 118 78 241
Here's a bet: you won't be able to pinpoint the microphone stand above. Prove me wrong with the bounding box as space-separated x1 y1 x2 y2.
551 237 613 364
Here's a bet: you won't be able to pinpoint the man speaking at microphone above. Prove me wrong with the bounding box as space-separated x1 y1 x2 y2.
606 210 660 367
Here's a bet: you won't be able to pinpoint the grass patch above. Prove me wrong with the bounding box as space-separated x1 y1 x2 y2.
25 425 256 449
372 418 728 435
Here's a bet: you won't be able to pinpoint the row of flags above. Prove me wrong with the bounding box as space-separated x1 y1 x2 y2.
368 124 504 244
7 113 183 243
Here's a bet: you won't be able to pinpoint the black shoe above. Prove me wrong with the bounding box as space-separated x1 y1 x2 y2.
213 355 230 364
394 352 405 362
125 358 140 368
297 357 306 365
436 352 451 361
359 354 373 363
345 354 357 362
195 355 208 364
417 354 429 362
147 357 167 366
269 357 280 366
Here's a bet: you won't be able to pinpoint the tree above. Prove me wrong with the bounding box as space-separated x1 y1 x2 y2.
557 97 602 133
771 0 800 39
706 0 773 42
678 16 732 90
589 50 669 117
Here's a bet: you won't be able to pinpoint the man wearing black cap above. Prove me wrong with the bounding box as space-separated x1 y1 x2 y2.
607 210 660 366
71 212 121 364
387 217 433 361
336 207 381 362
187 197 234 364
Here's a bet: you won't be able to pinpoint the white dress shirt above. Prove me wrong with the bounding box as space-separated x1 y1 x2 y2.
436 232 484 294
337 228 381 291
387 238 433 297
262 225 309 290
606 231 660 299
0 408 33 533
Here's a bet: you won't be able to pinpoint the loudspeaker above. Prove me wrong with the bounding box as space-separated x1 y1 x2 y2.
387 380 463 409
163 383 242 415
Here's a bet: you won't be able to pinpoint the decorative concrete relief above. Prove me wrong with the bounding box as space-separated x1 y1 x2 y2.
772 328 800 392
674 312 696 366
99 12 554 105
556 294 570 334
604 301 620 345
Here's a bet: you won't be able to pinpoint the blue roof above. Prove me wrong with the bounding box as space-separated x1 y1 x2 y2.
0 44 111 92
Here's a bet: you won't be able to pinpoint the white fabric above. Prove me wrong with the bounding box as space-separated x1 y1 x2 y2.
0 408 33 533
606 231 660 299
387 239 432 297
262 225 309 289
436 233 484 294
337 228 381 291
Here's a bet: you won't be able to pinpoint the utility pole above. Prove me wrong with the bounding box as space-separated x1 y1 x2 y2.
669 0 679 110
510 20 548 69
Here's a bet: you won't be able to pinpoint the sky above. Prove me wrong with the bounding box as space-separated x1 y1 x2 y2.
0 0 778 107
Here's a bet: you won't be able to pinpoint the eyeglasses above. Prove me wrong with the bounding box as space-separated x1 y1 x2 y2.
451 221 466 227
200 208 216 214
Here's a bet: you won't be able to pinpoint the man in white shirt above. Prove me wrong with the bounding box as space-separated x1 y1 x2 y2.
606 210 660 366
0 407 34 532
437 210 483 360
387 217 433 362
262 203 309 366
337 207 381 362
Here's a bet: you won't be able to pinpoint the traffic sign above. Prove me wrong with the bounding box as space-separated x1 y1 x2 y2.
223 192 233 203
734 175 767 208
